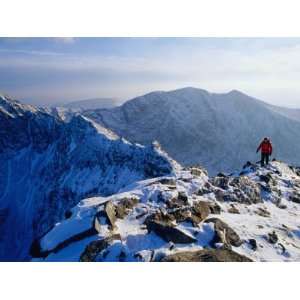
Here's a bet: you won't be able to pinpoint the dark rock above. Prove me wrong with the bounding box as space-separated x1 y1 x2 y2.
242 161 256 169
178 191 188 203
255 207 270 218
205 218 243 247
290 193 300 204
211 176 230 190
64 210 72 219
228 204 240 214
158 178 177 186
248 239 257 251
217 172 227 177
268 231 278 244
161 249 252 262
146 220 197 244
80 234 121 262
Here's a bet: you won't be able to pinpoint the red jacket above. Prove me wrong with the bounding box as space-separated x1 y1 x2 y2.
257 140 272 155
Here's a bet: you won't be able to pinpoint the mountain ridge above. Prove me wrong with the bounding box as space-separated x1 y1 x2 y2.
84 87 300 174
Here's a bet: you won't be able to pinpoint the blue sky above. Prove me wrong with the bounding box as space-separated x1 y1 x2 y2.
1 37 300 107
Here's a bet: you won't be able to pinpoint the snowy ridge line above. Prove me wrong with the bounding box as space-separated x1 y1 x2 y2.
34 160 300 262
0 96 176 261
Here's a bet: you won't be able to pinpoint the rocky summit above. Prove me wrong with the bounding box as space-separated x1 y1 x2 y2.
34 160 300 262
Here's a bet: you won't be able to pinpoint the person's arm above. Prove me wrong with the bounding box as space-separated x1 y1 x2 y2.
256 142 262 153
269 143 273 156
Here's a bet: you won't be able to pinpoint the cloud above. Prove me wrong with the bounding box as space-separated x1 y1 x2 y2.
52 37 76 44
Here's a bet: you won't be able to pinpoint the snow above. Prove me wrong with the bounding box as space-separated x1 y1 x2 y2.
36 161 300 262
84 87 300 175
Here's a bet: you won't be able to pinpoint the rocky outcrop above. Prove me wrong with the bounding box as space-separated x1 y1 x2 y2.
205 218 243 248
145 220 197 244
161 249 252 262
80 234 121 262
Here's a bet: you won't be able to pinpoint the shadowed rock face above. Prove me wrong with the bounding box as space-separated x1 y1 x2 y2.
0 95 175 261
161 249 252 262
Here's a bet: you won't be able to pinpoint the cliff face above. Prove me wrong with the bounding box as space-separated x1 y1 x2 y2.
0 95 176 261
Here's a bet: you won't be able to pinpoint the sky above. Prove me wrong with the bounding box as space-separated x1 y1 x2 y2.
1 37 300 107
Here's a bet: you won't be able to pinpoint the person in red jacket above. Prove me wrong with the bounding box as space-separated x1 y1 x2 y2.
256 137 273 167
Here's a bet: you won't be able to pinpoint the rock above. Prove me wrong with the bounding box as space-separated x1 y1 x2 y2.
178 191 188 203
104 201 117 229
190 167 203 177
205 218 243 247
217 172 227 177
230 176 262 204
158 178 177 186
64 210 72 219
255 207 270 218
268 231 278 244
145 220 197 244
161 249 252 262
259 174 273 184
146 210 176 226
242 161 256 170
211 176 230 190
290 193 300 204
228 204 240 214
248 239 257 251
192 201 211 221
115 197 139 219
80 234 121 262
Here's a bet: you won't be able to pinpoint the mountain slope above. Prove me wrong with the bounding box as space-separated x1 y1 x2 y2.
0 95 176 261
35 160 300 262
84 87 300 174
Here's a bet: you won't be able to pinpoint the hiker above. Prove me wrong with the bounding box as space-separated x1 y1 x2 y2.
256 137 273 167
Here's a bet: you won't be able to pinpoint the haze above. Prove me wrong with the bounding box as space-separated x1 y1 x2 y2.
1 37 300 108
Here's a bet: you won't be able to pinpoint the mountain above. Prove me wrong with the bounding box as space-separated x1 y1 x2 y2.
84 87 300 174
35 160 300 262
57 98 121 111
0 94 176 261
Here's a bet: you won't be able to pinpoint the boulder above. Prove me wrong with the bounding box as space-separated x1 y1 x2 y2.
190 167 203 177
205 218 243 247
104 201 117 228
115 197 139 219
80 234 121 262
211 176 230 190
268 231 278 244
158 178 177 186
161 249 252 262
227 204 240 214
192 201 211 221
146 220 197 244
290 193 300 204
230 176 262 204
248 239 257 251
255 207 270 218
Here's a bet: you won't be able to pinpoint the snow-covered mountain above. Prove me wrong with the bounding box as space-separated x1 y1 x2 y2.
35 160 300 262
84 87 300 174
0 94 176 261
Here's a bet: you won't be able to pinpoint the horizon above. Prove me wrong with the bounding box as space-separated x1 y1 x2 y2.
2 37 300 108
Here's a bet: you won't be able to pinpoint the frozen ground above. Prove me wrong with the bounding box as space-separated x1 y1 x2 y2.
36 161 300 262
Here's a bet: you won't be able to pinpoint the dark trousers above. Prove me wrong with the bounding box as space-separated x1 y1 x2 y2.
261 153 269 167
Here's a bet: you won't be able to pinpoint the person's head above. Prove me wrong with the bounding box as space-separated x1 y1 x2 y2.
263 137 269 142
